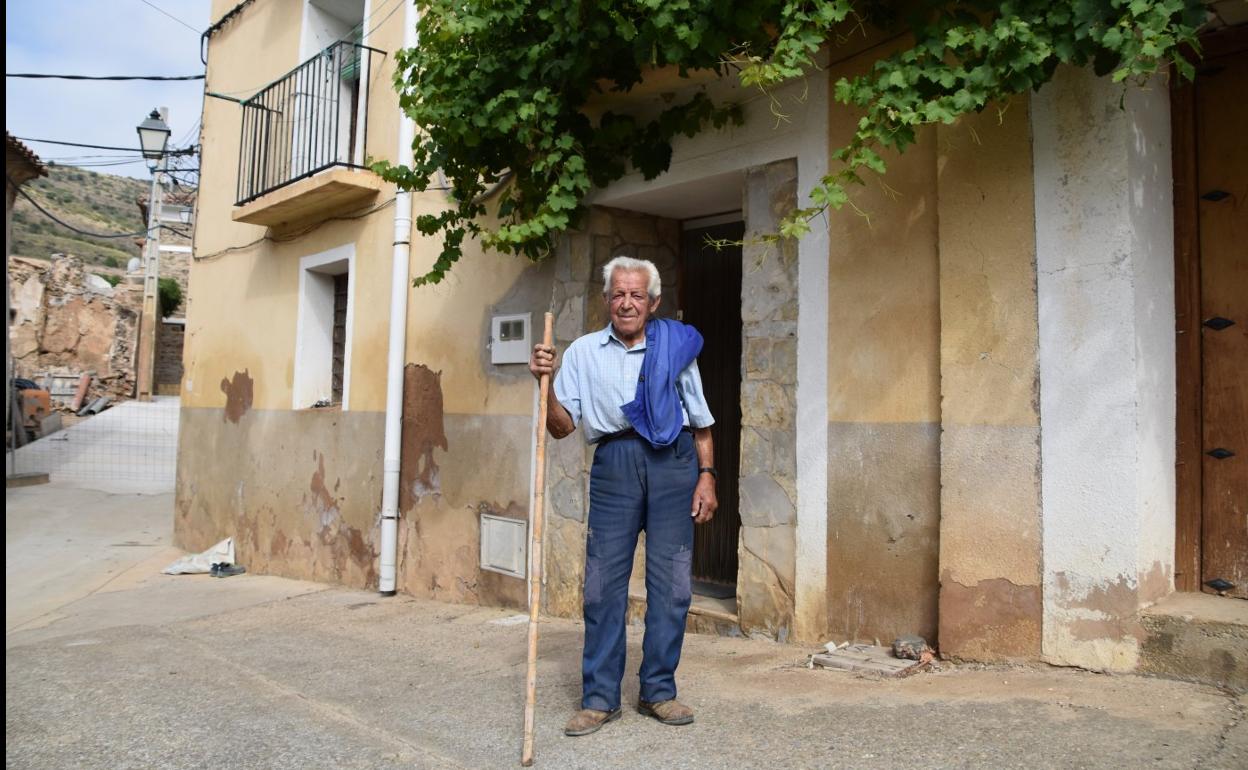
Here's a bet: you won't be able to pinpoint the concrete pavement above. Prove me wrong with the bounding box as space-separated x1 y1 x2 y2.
6 484 1246 769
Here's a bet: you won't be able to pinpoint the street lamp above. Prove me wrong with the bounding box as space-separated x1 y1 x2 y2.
135 108 169 401
136 109 170 167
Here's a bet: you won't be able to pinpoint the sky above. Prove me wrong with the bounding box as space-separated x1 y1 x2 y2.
6 1 212 180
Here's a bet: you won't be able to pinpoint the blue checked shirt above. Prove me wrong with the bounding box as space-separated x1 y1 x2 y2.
554 324 715 444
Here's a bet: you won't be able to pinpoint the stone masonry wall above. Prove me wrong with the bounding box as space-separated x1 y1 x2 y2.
737 160 799 640
9 254 141 402
155 321 184 390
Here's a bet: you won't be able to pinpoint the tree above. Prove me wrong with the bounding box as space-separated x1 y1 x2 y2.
158 278 183 317
376 0 1205 285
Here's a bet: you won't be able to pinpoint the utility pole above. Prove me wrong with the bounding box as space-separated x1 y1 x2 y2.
135 108 167 403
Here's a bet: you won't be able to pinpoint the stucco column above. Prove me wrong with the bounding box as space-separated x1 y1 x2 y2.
936 102 1044 661
1032 67 1176 671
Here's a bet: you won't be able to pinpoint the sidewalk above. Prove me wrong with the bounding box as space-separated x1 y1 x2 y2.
6 484 1246 769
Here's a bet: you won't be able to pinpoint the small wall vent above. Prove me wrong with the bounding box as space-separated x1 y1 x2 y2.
480 514 527 578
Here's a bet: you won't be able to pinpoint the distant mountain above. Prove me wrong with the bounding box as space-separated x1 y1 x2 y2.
10 166 152 268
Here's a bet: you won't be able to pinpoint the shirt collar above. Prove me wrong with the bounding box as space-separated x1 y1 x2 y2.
599 323 647 351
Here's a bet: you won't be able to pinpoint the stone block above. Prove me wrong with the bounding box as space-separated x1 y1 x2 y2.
739 427 772 476
739 473 795 527
10 326 39 359
550 475 585 522
85 273 115 297
567 234 591 284
737 526 795 640
592 235 615 280
741 380 794 429
588 207 615 237
12 275 45 325
555 295 584 343
543 515 587 618
769 337 797 383
614 212 659 246
42 297 85 353
744 338 771 375
741 253 796 323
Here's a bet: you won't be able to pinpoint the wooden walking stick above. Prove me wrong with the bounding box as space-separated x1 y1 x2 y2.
521 311 554 767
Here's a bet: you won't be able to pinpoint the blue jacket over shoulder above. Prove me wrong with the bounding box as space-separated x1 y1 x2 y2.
621 318 703 449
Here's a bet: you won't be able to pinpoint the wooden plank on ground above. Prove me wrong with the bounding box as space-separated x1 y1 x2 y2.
811 645 923 677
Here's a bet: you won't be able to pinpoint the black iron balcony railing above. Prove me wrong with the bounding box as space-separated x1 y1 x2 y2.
236 41 384 205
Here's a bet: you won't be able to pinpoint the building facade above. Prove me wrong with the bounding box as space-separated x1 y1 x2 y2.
179 0 1245 679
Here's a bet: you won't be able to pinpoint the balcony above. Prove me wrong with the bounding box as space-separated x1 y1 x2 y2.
232 42 385 228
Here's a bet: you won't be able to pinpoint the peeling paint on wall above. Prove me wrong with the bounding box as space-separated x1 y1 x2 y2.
939 573 1042 660
220 369 254 423
399 364 449 510
308 450 340 527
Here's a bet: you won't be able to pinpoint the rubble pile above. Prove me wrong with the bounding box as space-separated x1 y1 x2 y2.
9 254 141 404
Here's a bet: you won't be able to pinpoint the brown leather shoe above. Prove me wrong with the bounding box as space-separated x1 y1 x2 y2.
637 699 694 726
563 707 621 737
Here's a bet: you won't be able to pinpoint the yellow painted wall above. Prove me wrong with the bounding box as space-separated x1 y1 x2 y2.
189 0 539 418
937 103 1040 429
825 39 940 425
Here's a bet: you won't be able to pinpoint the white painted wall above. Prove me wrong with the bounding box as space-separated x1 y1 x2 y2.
1033 67 1176 671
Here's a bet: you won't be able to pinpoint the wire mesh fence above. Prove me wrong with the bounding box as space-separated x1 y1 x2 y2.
8 360 180 496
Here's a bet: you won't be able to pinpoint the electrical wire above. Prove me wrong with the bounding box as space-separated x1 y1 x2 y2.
363 0 404 38
8 176 187 240
49 159 149 168
206 0 397 96
201 0 256 64
6 72 204 81
194 196 397 261
136 0 202 34
175 119 202 148
15 137 198 155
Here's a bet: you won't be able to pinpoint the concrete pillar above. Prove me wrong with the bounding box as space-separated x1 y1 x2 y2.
936 101 1044 661
1032 67 1176 671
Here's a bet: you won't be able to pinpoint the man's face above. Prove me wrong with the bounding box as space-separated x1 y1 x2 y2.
606 268 660 342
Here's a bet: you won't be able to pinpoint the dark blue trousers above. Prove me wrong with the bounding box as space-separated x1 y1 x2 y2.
581 431 697 712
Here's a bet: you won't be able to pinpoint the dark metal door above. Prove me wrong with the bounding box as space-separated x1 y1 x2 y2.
680 222 743 593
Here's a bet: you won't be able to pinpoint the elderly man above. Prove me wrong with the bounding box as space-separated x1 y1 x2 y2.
529 256 718 737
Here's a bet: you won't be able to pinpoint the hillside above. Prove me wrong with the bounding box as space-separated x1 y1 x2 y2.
10 165 151 268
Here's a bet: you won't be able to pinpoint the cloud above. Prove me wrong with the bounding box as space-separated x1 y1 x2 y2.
5 0 211 179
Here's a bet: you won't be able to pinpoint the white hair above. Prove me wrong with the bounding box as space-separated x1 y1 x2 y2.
602 256 661 298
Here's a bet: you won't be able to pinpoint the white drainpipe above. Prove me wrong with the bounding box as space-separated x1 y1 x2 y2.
379 1 418 596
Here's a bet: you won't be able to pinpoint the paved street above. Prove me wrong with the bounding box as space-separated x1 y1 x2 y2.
6 483 1246 769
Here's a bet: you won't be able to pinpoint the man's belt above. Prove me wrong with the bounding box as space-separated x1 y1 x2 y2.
596 425 692 446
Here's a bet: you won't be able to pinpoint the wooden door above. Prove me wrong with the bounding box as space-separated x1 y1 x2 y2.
1195 44 1248 598
680 222 744 597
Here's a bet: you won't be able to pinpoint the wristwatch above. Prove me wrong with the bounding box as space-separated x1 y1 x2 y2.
698 467 717 479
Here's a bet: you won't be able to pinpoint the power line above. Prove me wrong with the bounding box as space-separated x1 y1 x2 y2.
6 72 204 81
49 159 149 168
9 176 189 239
15 137 197 155
365 0 404 38
175 118 201 147
196 197 396 261
136 0 201 34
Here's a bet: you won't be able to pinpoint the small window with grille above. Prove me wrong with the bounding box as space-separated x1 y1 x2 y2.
294 245 353 409
332 273 348 404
